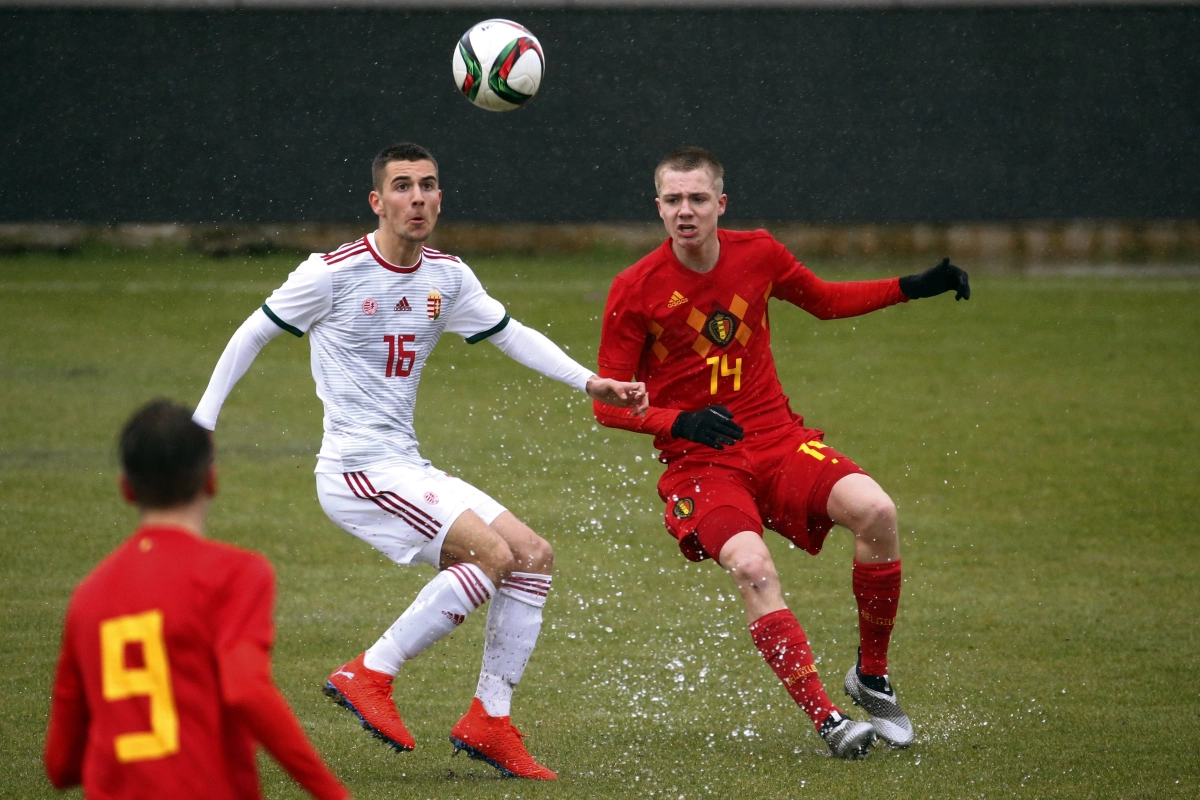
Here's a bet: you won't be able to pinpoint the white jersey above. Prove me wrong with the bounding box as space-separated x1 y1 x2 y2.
263 233 508 473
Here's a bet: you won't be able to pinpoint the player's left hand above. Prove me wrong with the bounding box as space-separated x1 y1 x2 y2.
899 257 970 301
587 376 649 417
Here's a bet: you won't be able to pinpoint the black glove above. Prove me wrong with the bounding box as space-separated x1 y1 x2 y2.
671 406 744 450
899 257 970 301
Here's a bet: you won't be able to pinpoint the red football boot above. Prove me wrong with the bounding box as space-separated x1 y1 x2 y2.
449 698 557 780
323 653 415 751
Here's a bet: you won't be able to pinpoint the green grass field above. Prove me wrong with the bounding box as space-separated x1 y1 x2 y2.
2 248 1198 799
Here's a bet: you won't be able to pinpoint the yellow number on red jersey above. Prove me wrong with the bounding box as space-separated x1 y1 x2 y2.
100 609 179 763
706 354 743 395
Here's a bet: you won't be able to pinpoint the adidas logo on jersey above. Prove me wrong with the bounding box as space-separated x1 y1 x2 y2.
667 291 689 308
442 611 466 626
394 297 412 312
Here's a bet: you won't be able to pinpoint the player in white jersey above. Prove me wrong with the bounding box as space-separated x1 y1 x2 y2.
193 143 647 780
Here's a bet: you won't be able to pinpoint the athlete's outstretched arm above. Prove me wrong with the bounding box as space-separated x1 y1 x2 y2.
488 320 648 414
777 257 969 319
592 367 677 436
219 641 349 800
775 267 907 320
193 309 285 430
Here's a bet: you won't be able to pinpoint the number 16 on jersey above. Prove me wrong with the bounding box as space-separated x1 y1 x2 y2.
384 335 416 377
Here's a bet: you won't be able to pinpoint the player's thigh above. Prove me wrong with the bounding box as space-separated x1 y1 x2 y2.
488 511 553 574
761 433 867 556
658 461 762 562
316 467 498 568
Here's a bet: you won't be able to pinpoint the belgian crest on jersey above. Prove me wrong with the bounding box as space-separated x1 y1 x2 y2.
704 308 737 347
672 497 695 519
427 289 442 320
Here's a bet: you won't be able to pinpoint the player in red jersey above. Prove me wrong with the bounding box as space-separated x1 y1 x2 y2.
44 400 349 799
594 147 970 758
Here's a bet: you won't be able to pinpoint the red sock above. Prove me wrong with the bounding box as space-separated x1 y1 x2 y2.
853 559 902 676
749 609 837 729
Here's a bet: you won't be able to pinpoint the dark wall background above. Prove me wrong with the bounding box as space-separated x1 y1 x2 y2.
2 7 1198 224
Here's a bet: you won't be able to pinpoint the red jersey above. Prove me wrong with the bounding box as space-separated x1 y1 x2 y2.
596 229 906 460
44 525 346 800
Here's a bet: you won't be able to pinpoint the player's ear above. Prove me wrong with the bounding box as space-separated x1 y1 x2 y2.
717 194 728 217
119 474 138 505
655 197 664 218
368 190 383 216
204 466 218 499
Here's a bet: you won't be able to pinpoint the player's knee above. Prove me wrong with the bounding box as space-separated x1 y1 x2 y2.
853 491 897 536
868 494 897 533
475 535 517 582
519 534 553 574
730 552 779 595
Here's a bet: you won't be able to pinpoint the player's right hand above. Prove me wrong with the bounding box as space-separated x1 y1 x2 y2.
671 406 744 450
587 376 650 417
899 257 971 300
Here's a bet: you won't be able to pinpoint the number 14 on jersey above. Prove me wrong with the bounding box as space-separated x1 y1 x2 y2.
706 354 742 394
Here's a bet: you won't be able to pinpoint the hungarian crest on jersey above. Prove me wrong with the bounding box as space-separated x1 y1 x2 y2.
427 289 442 320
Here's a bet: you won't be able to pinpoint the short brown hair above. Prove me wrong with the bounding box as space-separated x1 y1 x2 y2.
119 399 213 509
372 142 438 192
654 146 724 195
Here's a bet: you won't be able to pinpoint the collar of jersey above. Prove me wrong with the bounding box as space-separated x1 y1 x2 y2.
365 232 423 274
662 228 726 279
132 523 204 541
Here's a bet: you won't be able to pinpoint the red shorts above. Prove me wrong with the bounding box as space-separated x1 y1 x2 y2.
657 426 866 562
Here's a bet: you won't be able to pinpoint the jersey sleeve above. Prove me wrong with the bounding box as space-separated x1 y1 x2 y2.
261 256 334 337
44 607 87 789
487 320 593 393
593 274 679 436
444 262 509 343
592 365 679 437
596 273 648 374
770 238 907 319
192 309 285 431
215 554 349 800
213 552 275 662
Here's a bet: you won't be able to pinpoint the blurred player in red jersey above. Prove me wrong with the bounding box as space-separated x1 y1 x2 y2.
594 147 970 758
44 399 349 799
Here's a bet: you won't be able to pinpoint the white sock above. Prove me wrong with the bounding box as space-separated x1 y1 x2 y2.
364 563 495 675
476 572 551 717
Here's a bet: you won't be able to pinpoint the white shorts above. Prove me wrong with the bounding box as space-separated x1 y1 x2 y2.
316 465 507 568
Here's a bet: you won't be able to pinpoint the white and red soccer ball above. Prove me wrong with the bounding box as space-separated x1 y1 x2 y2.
452 19 544 112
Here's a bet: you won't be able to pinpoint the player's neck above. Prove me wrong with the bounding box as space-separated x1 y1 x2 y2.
671 235 721 274
374 228 424 269
137 498 209 537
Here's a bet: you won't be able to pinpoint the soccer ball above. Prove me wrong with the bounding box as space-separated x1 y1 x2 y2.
452 19 545 112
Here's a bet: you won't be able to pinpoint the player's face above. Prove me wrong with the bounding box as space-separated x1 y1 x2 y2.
369 159 442 242
655 168 727 250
